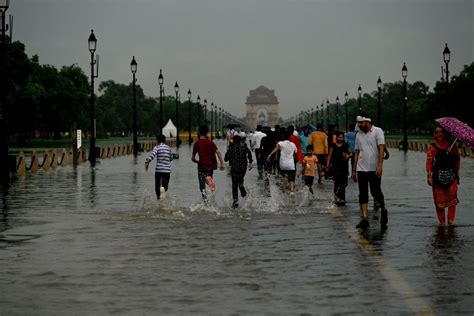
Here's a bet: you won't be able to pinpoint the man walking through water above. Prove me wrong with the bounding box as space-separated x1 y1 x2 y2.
352 114 388 229
145 134 172 200
192 125 225 202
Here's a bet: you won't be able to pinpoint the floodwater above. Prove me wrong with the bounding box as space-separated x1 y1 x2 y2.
1 141 473 315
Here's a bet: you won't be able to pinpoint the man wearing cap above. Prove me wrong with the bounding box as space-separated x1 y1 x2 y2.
352 113 388 229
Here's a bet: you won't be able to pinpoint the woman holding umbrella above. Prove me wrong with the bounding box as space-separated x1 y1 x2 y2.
426 125 460 226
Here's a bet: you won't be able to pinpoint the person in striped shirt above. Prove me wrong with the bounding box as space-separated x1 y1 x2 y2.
145 134 172 200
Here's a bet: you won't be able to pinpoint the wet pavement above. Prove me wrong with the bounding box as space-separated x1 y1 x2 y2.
0 141 473 315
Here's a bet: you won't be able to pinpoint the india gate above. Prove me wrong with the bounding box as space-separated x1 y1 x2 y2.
245 85 279 129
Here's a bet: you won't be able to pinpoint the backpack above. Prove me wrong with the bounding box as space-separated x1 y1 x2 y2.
431 144 457 188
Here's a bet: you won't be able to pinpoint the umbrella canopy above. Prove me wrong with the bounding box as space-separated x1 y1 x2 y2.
435 117 474 148
225 123 240 129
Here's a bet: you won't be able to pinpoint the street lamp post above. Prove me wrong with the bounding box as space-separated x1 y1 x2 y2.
358 84 362 112
377 76 382 127
197 95 201 127
0 0 11 178
174 82 180 148
158 69 163 134
130 56 138 156
443 43 451 84
203 99 208 125
344 91 349 132
210 102 214 139
326 99 330 130
402 63 408 152
219 107 222 137
88 29 98 165
335 96 340 128
320 102 324 125
443 43 452 115
187 89 192 145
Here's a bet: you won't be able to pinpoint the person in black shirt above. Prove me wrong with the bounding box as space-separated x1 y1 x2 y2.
224 135 253 208
326 131 352 205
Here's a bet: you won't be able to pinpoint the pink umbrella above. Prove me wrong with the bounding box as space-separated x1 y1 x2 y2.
435 117 474 148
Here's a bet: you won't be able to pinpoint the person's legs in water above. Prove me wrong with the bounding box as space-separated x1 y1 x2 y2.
368 172 387 227
231 171 239 207
304 176 314 194
356 171 370 229
447 205 456 226
238 170 247 197
155 173 163 200
198 169 213 202
287 170 296 195
436 207 446 225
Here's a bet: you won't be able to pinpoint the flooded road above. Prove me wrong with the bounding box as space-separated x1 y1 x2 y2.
1 141 473 315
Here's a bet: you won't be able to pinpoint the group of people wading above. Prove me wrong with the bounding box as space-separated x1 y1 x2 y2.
145 112 461 229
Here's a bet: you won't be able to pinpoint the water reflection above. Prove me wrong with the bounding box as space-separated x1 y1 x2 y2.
0 181 10 232
429 225 463 310
89 167 97 205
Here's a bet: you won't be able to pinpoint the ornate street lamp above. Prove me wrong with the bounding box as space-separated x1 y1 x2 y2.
158 69 163 134
203 99 208 125
326 99 330 130
443 43 451 83
130 56 138 156
174 81 180 148
197 95 201 127
0 0 11 178
402 63 408 152
187 89 192 145
335 96 340 128
210 102 214 139
88 29 99 165
358 84 362 112
344 91 349 131
377 76 382 127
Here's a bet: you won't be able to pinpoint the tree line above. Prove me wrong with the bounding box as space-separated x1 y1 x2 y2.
3 39 472 146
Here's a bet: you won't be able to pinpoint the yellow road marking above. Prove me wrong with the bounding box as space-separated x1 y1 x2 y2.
328 202 434 315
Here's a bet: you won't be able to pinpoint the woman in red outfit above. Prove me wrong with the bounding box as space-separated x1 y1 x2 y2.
426 126 460 226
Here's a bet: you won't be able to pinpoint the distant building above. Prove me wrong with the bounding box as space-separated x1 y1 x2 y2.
245 85 279 129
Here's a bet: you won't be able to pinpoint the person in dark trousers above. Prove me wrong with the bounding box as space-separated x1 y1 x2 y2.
250 125 267 179
352 114 388 229
326 131 352 205
192 125 225 202
224 135 253 208
145 134 172 200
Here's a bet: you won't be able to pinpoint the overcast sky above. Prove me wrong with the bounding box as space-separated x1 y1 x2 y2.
9 0 474 119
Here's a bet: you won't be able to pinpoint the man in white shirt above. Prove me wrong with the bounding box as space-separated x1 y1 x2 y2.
266 130 297 196
251 125 267 179
352 114 388 229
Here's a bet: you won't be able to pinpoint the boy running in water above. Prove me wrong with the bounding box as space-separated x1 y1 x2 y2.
192 125 225 202
145 134 172 200
224 135 253 208
301 145 321 195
